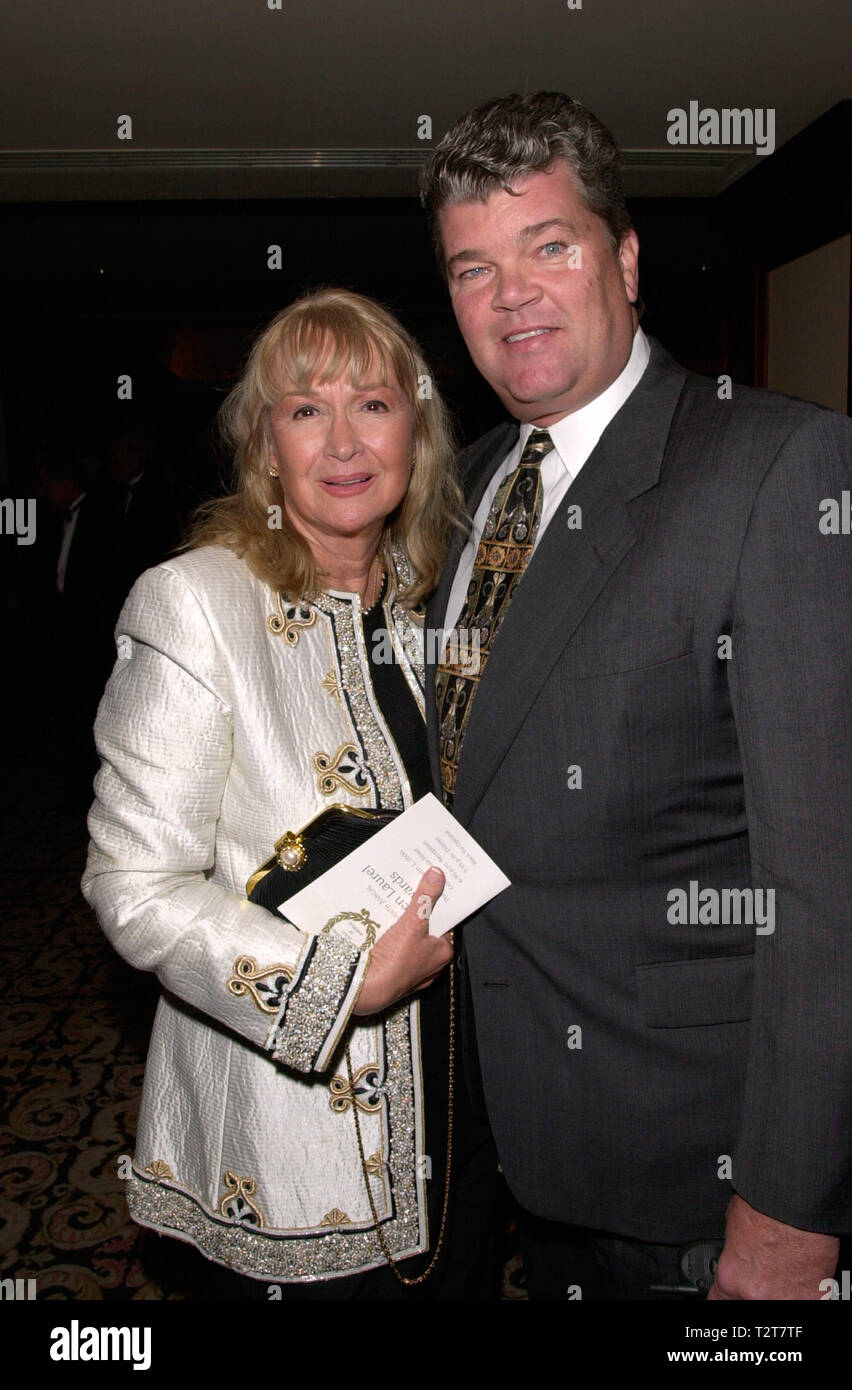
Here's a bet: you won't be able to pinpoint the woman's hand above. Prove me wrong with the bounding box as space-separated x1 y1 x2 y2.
353 868 453 1015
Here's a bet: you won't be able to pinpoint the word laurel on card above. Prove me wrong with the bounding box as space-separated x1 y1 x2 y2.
277 793 510 943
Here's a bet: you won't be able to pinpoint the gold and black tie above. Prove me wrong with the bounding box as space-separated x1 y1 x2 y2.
437 428 553 805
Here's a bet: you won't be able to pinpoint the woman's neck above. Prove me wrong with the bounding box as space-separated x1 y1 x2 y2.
314 539 384 604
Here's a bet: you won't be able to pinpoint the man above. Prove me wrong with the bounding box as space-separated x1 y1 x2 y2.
36 451 122 795
420 91 851 1300
103 419 181 596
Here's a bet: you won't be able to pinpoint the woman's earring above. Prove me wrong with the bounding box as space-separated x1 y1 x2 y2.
269 470 279 478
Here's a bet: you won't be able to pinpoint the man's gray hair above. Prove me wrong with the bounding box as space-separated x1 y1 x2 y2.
420 91 633 274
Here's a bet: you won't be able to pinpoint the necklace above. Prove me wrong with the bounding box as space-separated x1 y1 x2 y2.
361 553 386 614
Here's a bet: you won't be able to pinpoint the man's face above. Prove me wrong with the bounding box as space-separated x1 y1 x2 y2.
39 470 81 511
439 162 640 426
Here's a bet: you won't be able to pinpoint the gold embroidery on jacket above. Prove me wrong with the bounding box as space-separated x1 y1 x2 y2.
321 670 342 703
328 1062 382 1114
312 743 371 797
267 595 317 646
319 1208 351 1228
144 1159 174 1180
219 1171 265 1227
227 955 294 1013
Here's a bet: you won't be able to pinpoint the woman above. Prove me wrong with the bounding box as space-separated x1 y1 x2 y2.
82 288 496 1297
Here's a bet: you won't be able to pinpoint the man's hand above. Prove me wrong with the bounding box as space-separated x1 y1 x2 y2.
707 1194 839 1299
353 867 453 1015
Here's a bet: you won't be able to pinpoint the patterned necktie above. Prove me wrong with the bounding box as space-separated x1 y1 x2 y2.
437 428 553 805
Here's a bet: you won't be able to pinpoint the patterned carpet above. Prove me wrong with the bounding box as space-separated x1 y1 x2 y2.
0 742 525 1300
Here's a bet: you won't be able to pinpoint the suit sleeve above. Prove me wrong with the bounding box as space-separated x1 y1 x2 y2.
81 563 370 1074
727 408 852 1232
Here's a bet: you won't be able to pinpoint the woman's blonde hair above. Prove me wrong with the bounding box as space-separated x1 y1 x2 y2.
185 287 463 606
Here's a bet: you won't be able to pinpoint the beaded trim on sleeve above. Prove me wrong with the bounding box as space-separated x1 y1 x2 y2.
269 934 362 1072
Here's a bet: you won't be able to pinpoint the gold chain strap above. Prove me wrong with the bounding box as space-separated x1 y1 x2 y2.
346 960 455 1288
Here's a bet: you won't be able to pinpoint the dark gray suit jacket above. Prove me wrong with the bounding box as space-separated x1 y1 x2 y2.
426 337 852 1241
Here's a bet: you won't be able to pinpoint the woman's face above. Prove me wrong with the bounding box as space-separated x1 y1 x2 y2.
267 367 415 554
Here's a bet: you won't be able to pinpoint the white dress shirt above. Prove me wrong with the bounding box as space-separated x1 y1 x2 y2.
443 328 651 631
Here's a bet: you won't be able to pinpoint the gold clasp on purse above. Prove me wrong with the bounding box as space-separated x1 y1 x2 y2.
245 803 391 897
274 831 306 872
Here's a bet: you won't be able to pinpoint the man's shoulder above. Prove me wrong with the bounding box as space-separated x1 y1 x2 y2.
657 359 852 465
662 340 840 426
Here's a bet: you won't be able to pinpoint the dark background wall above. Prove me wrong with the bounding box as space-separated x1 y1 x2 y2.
0 194 759 509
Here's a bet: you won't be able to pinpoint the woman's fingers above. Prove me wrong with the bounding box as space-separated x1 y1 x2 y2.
408 866 445 928
352 868 450 1015
413 967 448 994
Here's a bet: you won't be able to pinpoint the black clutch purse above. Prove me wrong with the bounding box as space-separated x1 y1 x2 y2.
246 803 399 915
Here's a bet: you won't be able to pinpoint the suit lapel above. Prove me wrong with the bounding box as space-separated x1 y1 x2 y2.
450 341 687 824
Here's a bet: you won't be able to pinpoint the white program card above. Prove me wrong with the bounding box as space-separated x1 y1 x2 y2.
276 793 510 942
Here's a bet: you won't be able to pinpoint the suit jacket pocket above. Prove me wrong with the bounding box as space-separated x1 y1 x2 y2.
636 952 754 1027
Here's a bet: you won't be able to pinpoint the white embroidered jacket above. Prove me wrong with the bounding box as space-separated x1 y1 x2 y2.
82 543 432 1283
